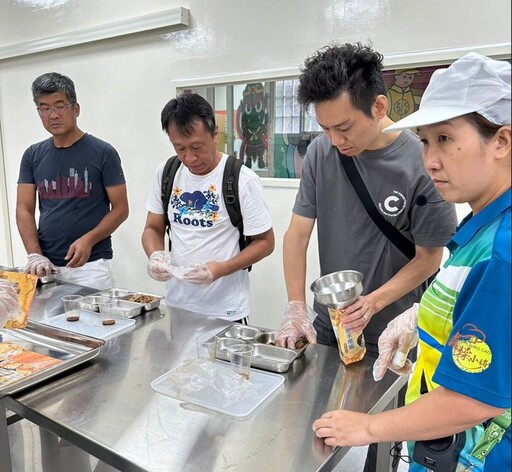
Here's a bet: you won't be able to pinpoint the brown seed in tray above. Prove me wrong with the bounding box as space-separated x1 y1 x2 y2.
102 319 116 326
125 294 156 304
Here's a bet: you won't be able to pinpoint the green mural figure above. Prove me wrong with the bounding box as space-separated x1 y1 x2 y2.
237 83 268 170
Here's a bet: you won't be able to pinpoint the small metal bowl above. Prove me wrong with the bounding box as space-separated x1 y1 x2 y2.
223 325 261 341
217 336 245 351
310 270 363 309
255 331 276 345
216 337 245 361
99 288 133 298
81 295 105 312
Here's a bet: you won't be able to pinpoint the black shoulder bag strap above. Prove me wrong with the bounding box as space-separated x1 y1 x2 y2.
161 155 182 250
338 150 416 260
223 155 252 271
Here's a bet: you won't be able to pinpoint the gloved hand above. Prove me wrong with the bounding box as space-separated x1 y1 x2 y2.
373 303 419 381
0 279 19 328
147 251 175 282
276 301 317 349
176 263 214 285
25 253 58 277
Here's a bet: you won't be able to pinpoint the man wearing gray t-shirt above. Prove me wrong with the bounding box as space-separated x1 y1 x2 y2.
275 43 457 472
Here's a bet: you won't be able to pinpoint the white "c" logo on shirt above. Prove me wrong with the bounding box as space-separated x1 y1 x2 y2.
383 196 400 213
379 190 407 217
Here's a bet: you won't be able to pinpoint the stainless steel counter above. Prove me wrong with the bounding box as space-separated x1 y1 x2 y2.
1 281 406 472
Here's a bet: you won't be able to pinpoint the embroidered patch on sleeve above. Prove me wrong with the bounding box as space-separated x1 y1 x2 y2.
449 323 492 373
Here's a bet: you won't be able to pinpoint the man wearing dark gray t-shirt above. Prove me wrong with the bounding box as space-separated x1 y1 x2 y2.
275 43 457 472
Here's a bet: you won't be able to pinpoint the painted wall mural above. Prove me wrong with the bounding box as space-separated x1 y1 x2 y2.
189 61 502 179
236 83 269 171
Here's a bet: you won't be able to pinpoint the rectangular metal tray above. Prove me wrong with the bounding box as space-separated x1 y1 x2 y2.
90 288 163 312
80 296 142 318
213 324 308 373
0 320 104 398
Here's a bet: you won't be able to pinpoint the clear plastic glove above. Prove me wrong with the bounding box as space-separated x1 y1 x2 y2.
276 301 317 349
0 279 19 328
176 263 214 285
25 253 58 277
373 303 419 381
147 251 175 282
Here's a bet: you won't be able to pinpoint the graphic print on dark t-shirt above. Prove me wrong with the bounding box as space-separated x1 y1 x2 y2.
37 167 92 200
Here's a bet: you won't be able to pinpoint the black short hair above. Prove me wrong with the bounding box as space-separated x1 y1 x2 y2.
161 93 216 136
464 112 504 140
297 42 386 118
32 72 77 105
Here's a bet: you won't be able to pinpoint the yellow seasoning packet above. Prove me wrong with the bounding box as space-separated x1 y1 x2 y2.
0 271 38 329
328 307 366 365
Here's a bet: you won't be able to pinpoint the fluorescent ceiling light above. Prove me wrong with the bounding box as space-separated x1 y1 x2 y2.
0 7 190 61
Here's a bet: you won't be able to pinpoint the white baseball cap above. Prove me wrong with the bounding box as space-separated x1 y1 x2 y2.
384 52 511 132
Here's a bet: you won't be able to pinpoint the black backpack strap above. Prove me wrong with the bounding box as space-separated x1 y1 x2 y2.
338 149 416 260
161 155 181 250
223 155 252 271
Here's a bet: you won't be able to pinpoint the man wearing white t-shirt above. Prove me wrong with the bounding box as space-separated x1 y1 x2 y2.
142 93 274 322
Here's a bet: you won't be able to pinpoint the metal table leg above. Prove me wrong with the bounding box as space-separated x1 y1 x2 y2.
376 392 399 472
0 404 13 472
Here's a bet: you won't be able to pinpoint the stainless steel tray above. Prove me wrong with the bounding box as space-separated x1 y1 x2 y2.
213 324 308 373
80 296 142 318
0 320 104 398
90 288 163 312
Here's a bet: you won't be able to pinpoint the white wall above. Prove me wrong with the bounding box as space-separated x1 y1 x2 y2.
0 0 509 328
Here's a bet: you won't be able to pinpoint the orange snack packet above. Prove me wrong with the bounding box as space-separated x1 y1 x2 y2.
0 342 63 386
0 270 38 329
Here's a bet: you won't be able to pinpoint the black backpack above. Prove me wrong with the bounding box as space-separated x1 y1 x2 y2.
160 155 251 270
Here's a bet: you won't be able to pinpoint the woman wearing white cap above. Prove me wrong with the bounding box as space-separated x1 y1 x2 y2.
313 52 511 472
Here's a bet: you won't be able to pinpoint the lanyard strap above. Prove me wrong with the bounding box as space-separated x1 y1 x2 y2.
471 409 511 461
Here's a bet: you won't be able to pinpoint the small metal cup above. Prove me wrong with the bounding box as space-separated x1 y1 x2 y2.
310 270 363 309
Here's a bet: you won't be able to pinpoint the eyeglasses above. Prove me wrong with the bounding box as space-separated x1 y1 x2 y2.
37 104 74 116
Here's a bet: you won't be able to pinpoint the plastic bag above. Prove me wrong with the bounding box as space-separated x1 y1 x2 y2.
0 271 38 329
167 358 256 406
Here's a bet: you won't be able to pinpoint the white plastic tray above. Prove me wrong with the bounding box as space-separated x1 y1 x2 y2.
151 362 284 418
38 310 135 340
